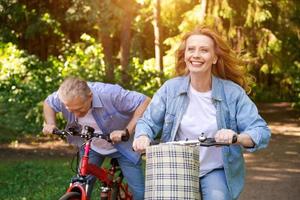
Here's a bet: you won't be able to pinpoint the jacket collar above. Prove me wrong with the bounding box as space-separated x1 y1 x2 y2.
90 87 104 108
177 75 223 101
211 76 223 101
177 75 190 95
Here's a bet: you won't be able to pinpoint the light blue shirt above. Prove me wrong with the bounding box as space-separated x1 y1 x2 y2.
46 82 146 164
135 75 271 199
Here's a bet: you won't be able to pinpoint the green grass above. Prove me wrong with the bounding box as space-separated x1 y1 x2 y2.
0 127 20 143
0 158 103 200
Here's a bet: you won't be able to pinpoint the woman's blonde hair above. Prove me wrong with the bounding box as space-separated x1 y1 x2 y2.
175 26 253 92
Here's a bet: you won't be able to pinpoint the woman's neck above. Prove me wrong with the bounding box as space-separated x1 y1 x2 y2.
190 73 212 92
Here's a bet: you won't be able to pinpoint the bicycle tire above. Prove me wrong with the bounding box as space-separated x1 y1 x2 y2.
59 192 81 200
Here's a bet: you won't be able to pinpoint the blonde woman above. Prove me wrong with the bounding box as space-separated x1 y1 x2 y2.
133 26 271 200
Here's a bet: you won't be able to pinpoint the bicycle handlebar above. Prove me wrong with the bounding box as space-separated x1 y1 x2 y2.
52 125 130 142
99 129 130 143
152 133 237 147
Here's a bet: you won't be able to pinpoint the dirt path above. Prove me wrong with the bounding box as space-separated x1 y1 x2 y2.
240 103 300 200
0 137 76 160
1 102 299 199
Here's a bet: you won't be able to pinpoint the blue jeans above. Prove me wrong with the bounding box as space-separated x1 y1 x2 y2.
79 147 145 200
200 168 232 200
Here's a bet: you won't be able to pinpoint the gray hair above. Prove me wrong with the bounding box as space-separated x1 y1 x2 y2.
58 77 91 102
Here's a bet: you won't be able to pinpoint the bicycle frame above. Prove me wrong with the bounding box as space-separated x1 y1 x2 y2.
65 139 132 200
54 126 132 200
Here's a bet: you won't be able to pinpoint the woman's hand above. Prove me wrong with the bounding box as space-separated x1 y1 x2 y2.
214 129 237 144
132 135 151 153
215 129 255 148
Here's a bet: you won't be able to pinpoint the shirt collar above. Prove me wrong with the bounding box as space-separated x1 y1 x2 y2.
177 75 223 101
90 87 104 108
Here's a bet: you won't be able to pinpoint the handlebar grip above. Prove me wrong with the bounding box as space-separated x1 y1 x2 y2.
84 125 95 133
150 140 160 146
52 128 65 137
96 128 130 143
52 128 61 135
121 129 130 142
99 129 129 143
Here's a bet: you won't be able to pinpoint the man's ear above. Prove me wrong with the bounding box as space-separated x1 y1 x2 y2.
88 92 93 99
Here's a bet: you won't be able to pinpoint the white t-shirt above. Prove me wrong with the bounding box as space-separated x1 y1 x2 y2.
78 109 117 155
176 85 223 177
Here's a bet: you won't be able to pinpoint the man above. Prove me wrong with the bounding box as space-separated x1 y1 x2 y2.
43 77 150 200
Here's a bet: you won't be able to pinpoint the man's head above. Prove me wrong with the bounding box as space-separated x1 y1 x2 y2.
58 77 92 117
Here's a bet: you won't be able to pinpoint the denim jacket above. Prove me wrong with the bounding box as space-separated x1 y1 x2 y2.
46 82 146 165
135 75 271 199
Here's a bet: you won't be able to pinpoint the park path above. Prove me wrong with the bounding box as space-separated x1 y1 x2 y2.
240 103 300 200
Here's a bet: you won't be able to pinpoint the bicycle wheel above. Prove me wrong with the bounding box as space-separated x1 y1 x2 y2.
59 192 81 200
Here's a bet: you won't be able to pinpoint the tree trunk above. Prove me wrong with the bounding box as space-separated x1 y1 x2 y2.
99 32 115 83
199 0 207 23
153 0 163 74
39 35 47 61
236 26 244 53
119 1 134 85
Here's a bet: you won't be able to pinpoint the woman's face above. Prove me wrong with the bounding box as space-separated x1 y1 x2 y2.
184 34 217 76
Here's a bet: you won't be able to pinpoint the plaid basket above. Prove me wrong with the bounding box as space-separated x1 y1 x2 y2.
145 144 200 200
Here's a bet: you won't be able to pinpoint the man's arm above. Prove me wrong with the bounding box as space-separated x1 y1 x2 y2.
109 97 151 142
126 97 151 135
42 101 57 134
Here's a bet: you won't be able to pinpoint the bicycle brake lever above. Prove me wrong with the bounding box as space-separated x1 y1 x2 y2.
198 133 206 142
232 134 238 143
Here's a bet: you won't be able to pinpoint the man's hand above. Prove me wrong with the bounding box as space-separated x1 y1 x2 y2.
109 130 127 144
43 123 56 135
43 101 57 135
132 135 151 153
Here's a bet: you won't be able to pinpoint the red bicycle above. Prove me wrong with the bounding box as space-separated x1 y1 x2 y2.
53 125 133 200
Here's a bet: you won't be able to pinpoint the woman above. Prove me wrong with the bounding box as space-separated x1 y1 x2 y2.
132 26 271 200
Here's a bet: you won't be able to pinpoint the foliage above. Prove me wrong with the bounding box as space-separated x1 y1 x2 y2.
0 42 56 135
0 0 299 137
0 0 66 59
59 33 106 81
0 35 107 135
124 57 166 97
290 61 300 108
